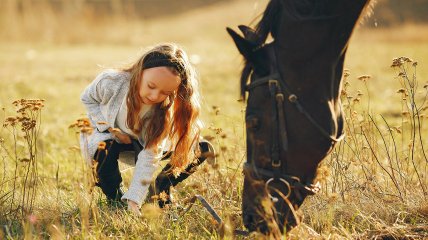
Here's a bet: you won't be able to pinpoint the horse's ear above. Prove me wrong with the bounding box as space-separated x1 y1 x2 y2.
227 27 256 58
238 25 262 45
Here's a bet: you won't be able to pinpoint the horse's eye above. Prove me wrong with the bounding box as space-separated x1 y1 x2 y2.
246 115 260 130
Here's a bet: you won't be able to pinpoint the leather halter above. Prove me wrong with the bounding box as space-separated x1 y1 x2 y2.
244 48 345 201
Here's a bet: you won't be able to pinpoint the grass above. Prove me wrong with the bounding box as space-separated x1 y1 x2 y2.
1 0 427 239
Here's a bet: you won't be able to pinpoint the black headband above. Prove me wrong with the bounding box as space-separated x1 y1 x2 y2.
142 52 185 75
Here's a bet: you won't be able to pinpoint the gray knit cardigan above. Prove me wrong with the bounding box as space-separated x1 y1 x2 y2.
80 69 163 206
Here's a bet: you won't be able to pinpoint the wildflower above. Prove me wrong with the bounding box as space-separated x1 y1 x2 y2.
97 142 106 150
395 127 402 134
203 135 215 141
391 58 402 68
158 191 169 202
391 56 413 68
343 69 350 78
328 193 338 204
172 167 184 178
209 127 222 135
20 158 31 163
212 163 220 170
402 57 413 63
396 88 406 94
201 165 210 173
357 75 371 82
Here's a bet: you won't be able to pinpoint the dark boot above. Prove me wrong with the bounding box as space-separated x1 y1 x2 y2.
146 140 215 207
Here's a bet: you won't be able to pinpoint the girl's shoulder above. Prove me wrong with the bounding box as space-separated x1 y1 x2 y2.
96 69 131 83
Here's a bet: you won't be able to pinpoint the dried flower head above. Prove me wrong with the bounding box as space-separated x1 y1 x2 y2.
97 142 106 150
357 75 371 82
158 191 169 202
396 88 406 94
172 166 184 178
343 69 350 78
391 56 414 68
203 135 215 141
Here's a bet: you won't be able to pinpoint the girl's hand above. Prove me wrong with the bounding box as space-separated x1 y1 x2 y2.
127 200 141 216
109 128 132 144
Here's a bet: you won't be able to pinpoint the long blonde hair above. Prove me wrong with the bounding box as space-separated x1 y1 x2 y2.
123 43 202 169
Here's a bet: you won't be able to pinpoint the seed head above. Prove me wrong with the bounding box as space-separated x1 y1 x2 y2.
343 69 350 78
396 88 406 94
97 142 106 150
357 75 371 82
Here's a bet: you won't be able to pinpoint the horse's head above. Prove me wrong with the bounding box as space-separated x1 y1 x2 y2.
228 25 309 234
228 0 372 235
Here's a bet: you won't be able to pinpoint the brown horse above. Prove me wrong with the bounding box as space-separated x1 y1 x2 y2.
227 0 373 235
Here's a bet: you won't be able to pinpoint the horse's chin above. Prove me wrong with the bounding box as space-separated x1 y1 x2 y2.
242 207 300 235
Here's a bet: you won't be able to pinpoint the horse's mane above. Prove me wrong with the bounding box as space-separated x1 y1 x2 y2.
239 0 375 99
240 0 282 99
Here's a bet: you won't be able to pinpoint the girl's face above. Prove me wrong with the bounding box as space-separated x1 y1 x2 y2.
139 66 181 105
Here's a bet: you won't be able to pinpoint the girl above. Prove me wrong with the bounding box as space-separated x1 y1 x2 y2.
80 43 214 214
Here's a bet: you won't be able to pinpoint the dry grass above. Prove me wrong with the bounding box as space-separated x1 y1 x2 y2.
1 0 428 239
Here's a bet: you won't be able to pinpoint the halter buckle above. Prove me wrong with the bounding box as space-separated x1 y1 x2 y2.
268 80 278 87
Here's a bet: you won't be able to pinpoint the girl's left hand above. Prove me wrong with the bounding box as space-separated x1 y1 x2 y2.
127 200 142 216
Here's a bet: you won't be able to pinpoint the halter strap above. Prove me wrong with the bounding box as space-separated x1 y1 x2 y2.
245 73 345 143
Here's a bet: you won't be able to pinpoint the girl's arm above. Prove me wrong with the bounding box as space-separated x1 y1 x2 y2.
121 146 163 207
80 71 113 132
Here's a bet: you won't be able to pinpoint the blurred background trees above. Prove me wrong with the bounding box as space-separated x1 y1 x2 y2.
368 0 428 27
1 0 427 26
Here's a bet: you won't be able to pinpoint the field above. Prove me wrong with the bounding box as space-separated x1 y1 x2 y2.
1 0 428 239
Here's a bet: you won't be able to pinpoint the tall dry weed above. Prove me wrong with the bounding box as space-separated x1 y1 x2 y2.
0 99 44 220
306 57 428 239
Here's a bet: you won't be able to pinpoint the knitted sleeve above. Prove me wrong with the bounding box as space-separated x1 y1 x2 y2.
121 144 164 206
80 70 114 132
